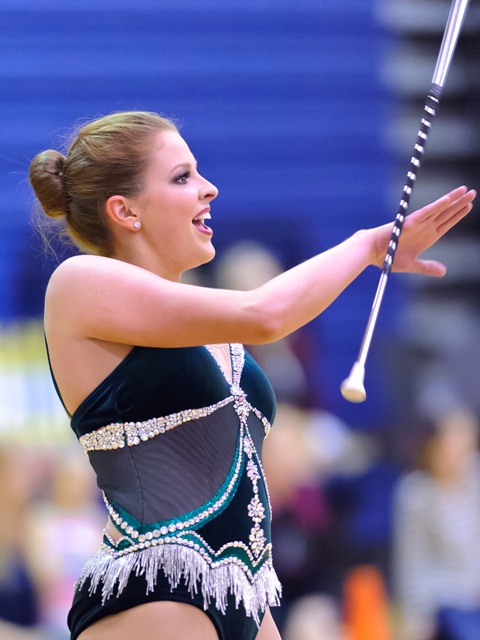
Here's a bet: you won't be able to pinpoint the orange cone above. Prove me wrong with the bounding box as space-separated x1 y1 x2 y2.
343 565 393 640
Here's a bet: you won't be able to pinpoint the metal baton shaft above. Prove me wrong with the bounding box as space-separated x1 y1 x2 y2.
340 0 471 403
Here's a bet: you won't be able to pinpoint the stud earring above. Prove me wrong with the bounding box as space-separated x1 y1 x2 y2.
133 220 142 230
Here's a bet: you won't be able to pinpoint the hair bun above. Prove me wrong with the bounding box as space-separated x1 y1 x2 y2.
29 149 69 219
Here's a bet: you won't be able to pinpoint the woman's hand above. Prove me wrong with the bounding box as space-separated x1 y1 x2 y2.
371 186 476 276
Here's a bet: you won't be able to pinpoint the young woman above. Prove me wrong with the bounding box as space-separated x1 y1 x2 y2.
29 111 475 640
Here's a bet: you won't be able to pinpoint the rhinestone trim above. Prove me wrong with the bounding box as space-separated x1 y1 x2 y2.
77 542 281 625
79 344 271 452
79 396 235 452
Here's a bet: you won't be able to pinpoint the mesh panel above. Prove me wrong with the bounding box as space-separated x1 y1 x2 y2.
95 403 240 524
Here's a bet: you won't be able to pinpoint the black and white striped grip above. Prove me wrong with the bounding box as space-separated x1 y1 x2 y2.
382 85 442 276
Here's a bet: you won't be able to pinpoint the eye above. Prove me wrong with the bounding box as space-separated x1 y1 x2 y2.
173 170 190 185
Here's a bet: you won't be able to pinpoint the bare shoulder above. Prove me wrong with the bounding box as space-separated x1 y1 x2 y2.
46 255 154 307
44 255 136 334
47 254 121 291
44 254 181 346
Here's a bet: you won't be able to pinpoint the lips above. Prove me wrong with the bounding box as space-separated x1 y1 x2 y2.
192 210 213 234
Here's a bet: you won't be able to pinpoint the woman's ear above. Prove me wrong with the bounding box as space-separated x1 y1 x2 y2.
105 195 140 231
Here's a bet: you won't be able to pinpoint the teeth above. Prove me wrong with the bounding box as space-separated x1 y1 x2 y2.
194 212 211 222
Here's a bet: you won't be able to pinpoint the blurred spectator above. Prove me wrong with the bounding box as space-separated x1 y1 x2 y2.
25 448 104 639
263 403 333 604
323 444 399 580
0 620 42 640
215 241 311 404
0 446 39 632
263 401 383 632
283 593 346 640
393 408 480 640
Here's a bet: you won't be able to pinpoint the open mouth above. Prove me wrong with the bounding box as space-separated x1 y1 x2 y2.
192 211 212 233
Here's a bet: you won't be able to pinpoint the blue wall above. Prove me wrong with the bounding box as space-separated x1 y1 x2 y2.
1 0 400 427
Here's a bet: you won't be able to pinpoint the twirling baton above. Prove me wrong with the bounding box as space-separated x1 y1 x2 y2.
340 0 471 403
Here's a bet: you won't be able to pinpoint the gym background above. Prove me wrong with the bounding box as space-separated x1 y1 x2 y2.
1 1 479 638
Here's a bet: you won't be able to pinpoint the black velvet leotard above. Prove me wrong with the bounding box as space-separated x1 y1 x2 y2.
53 343 281 640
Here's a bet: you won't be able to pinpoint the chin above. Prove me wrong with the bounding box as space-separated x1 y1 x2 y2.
199 243 216 264
189 244 216 271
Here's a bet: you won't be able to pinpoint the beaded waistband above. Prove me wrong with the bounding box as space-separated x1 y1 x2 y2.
79 395 235 452
79 392 271 453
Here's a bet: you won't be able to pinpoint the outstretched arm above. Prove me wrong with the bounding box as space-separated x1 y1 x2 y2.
236 185 476 341
46 186 475 348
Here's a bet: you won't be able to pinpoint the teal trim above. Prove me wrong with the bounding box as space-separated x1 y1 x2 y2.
179 531 271 575
108 434 245 541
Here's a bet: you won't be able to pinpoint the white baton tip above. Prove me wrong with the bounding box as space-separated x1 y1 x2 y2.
340 361 367 403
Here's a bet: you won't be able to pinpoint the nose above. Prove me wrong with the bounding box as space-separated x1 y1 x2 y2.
200 176 218 201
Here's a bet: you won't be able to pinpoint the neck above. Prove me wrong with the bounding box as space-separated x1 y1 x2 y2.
111 249 183 282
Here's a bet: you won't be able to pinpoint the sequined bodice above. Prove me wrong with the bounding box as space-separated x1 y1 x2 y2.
60 343 280 623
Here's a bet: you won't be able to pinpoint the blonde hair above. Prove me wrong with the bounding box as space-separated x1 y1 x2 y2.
29 111 177 255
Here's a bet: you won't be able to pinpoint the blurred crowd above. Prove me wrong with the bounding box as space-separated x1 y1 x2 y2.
4 404 480 640
0 444 103 640
3 242 480 640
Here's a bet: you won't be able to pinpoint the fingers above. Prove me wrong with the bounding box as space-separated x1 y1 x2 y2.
411 187 476 236
433 188 476 230
434 185 471 207
415 185 469 223
413 258 447 278
441 188 476 216
436 200 475 236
